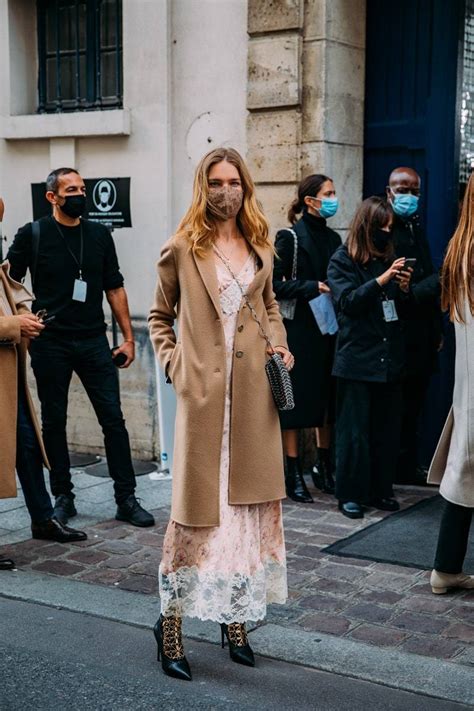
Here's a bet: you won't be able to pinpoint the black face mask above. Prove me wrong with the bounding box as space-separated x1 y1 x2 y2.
57 194 86 218
372 228 392 252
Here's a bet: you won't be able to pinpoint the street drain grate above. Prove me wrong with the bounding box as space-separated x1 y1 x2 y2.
76 459 157 478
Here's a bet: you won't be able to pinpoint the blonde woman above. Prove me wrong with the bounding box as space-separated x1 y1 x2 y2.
148 148 293 680
428 174 474 595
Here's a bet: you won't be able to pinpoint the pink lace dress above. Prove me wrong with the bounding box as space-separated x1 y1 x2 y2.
159 251 287 623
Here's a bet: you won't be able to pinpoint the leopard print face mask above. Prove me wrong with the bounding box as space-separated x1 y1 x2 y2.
207 186 243 220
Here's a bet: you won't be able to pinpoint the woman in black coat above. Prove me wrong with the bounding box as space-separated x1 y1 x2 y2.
273 175 342 503
327 196 413 519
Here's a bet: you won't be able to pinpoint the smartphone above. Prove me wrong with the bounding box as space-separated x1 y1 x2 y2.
111 347 127 367
42 315 56 325
404 258 417 269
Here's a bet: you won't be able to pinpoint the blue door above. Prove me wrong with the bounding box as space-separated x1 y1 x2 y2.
364 0 465 462
364 0 464 265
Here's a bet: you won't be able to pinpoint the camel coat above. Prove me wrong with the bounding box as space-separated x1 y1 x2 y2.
0 262 48 499
148 236 288 527
428 309 474 508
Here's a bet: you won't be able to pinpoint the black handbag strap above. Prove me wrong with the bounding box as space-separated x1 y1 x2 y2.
31 220 41 289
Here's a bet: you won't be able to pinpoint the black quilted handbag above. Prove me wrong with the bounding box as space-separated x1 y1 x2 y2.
265 352 295 410
214 247 295 411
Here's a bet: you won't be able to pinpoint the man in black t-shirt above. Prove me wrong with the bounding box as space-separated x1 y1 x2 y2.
7 168 154 528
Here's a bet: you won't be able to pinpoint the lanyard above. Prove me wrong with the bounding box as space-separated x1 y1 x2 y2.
52 218 84 280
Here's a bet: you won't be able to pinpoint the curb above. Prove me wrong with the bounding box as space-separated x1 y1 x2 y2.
0 569 472 706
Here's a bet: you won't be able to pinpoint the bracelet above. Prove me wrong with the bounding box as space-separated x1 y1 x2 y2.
124 339 135 344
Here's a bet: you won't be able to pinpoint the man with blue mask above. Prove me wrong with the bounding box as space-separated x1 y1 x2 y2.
386 167 442 486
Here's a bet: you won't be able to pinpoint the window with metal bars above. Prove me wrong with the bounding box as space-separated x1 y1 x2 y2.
37 0 123 113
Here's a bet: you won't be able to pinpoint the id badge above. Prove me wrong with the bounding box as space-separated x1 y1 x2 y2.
72 279 88 303
382 299 398 322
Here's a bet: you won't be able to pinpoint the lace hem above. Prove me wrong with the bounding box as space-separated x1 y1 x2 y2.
159 558 288 623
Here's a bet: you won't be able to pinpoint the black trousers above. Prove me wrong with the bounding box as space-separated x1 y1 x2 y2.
335 378 402 503
396 373 431 482
434 499 473 574
30 333 136 504
16 378 54 524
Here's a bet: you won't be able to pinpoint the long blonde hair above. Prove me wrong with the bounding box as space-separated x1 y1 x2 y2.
441 173 474 322
175 147 271 256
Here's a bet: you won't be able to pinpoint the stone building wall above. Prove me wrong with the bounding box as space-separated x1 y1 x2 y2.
247 0 366 238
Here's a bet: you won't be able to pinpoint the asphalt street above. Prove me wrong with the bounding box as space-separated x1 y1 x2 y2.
0 598 470 711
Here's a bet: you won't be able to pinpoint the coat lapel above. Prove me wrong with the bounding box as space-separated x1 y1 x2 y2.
193 249 223 319
245 240 267 299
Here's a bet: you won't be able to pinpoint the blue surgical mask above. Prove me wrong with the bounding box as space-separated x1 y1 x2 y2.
318 197 339 219
390 190 419 218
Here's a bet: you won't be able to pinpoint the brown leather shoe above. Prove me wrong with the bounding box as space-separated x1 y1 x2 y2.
31 517 87 543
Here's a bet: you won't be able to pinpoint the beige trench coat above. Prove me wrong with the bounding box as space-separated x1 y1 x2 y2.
428 311 474 508
148 236 288 527
0 262 49 499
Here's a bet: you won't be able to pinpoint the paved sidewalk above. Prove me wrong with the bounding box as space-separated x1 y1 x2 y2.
1 466 473 706
1 466 472 671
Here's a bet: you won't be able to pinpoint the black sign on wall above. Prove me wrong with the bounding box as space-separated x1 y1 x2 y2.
31 177 132 228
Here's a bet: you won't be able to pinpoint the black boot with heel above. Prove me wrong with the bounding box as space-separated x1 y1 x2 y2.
221 622 255 667
311 447 335 495
153 614 192 681
285 456 313 503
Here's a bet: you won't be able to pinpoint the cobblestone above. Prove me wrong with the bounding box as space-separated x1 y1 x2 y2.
1 487 472 670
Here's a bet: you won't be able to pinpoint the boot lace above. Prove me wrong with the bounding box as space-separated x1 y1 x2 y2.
162 615 185 660
227 622 248 647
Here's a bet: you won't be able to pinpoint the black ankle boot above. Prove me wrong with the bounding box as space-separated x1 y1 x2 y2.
311 448 335 495
285 456 313 503
153 615 192 681
221 623 255 667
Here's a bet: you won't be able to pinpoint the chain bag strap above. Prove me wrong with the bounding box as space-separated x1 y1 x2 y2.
278 228 298 321
213 246 294 411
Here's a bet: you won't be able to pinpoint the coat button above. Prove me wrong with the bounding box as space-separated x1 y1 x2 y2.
237 325 243 332
236 350 244 358
383 338 387 342
381 357 385 362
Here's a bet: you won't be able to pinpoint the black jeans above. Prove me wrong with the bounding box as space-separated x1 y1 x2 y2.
30 333 136 504
335 378 402 504
434 499 473 574
396 373 431 482
16 379 54 524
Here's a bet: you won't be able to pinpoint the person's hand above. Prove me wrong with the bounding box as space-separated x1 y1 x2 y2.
267 345 295 371
395 267 413 293
114 340 135 368
0 197 4 221
376 257 407 287
318 281 331 294
17 313 44 339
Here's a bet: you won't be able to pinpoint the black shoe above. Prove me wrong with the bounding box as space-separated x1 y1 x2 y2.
285 457 313 503
0 557 16 570
338 501 364 519
311 448 335 495
153 615 192 681
31 517 87 543
53 495 77 525
116 495 155 527
221 623 255 667
370 497 400 512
